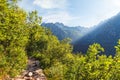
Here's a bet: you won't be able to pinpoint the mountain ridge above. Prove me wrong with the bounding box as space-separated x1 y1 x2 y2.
41 22 89 42
73 13 120 55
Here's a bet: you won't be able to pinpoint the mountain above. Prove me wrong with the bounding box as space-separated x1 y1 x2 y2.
41 22 89 42
73 13 120 55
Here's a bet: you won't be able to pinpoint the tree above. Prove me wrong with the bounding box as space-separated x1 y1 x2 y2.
86 43 104 61
0 0 28 78
111 40 120 79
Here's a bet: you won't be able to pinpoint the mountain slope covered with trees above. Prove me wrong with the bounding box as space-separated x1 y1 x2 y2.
42 22 89 42
73 13 120 56
0 0 120 80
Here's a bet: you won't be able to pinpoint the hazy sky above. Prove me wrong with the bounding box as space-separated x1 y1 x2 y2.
18 0 120 27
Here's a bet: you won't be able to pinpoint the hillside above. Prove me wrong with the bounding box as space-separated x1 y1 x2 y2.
1 0 120 80
73 13 120 55
42 22 89 42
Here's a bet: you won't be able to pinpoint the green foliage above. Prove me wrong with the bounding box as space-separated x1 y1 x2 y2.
44 61 67 80
0 0 120 80
0 0 28 78
87 43 104 59
115 39 120 58
112 40 120 79
28 10 42 25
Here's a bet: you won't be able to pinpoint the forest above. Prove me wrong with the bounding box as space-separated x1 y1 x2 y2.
0 0 120 80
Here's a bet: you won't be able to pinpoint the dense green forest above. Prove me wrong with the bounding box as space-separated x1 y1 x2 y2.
0 0 120 80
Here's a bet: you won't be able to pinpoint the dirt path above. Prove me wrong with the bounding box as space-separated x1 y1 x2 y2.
12 58 47 80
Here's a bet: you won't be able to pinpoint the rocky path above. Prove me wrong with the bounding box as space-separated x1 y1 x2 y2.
12 58 47 80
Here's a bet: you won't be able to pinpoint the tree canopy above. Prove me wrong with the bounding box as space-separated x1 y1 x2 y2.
0 0 120 80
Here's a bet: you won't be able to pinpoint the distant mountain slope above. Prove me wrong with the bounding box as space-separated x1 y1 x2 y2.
73 13 120 55
41 22 89 42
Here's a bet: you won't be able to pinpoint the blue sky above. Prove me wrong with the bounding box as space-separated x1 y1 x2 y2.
18 0 120 27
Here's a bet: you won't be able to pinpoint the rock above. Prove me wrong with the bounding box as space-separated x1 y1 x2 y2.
28 72 33 77
36 78 40 80
11 58 47 80
27 58 40 71
13 78 25 80
24 76 33 80
35 69 43 74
